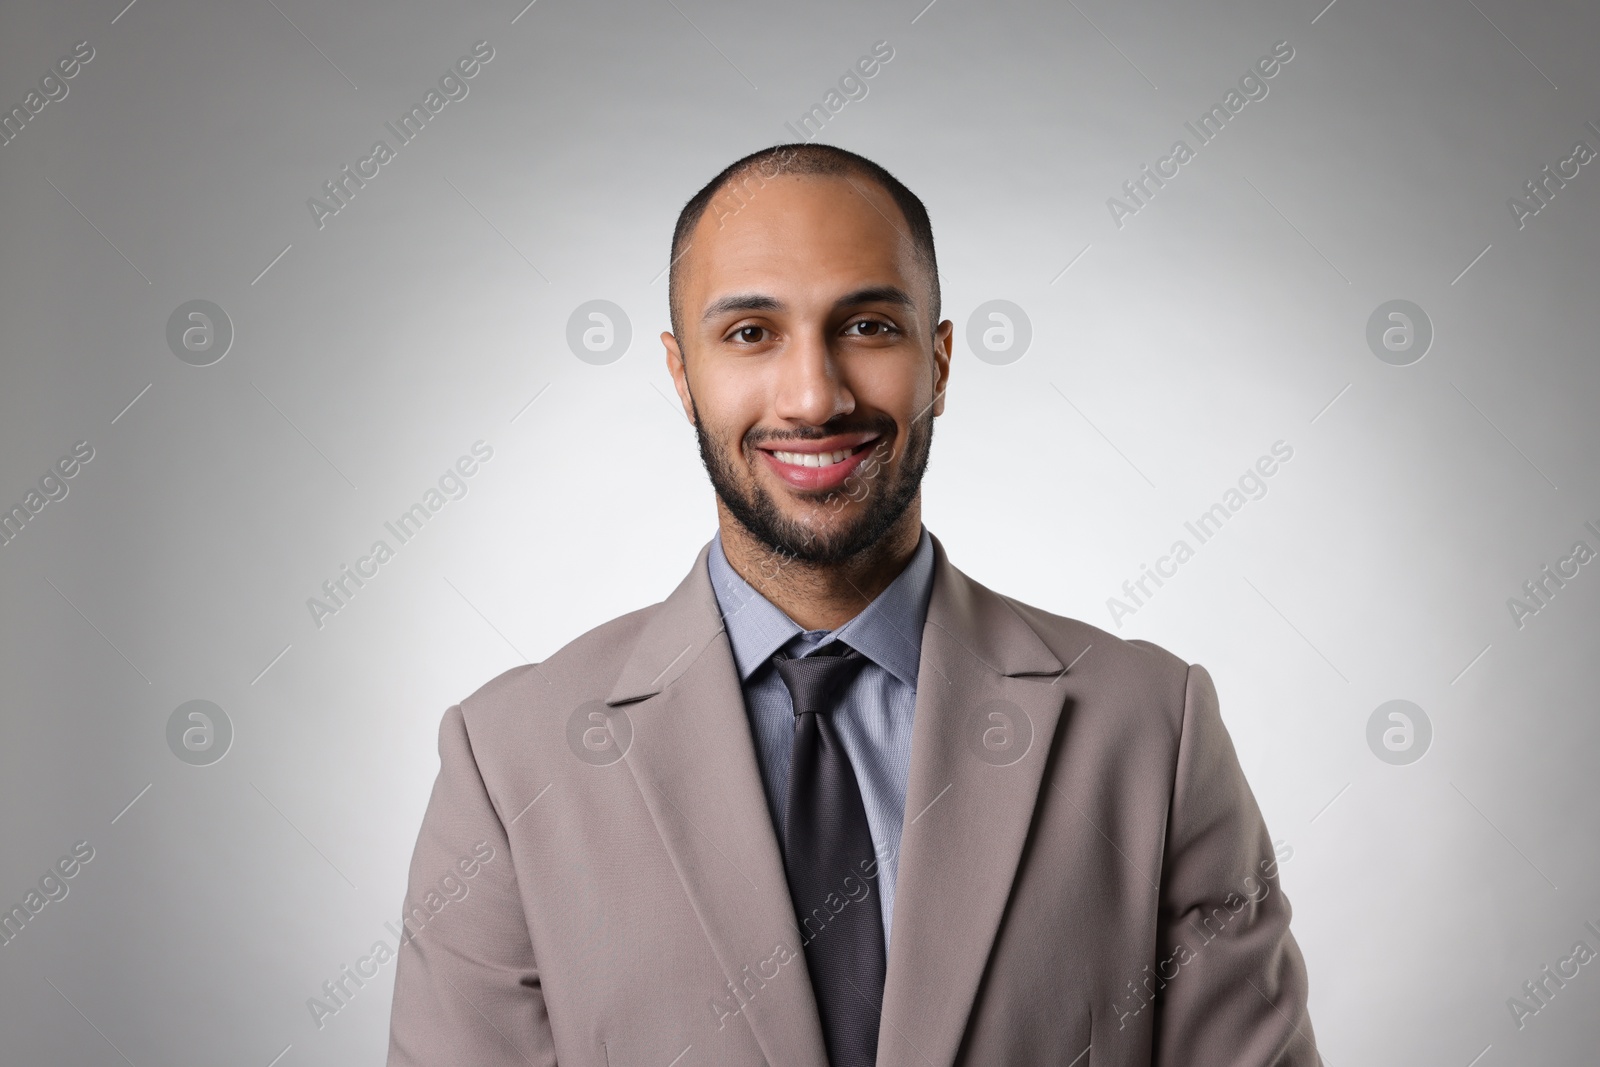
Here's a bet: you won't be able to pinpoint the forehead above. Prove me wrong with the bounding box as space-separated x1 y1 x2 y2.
681 173 924 313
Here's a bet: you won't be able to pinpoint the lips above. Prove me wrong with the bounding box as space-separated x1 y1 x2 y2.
767 446 858 468
756 432 882 492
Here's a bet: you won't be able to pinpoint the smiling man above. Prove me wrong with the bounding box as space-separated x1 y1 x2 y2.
388 144 1319 1066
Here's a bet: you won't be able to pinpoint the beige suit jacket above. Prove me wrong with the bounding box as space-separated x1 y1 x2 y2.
387 534 1318 1065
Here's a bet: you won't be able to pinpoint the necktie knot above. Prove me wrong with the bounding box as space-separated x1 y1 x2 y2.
773 643 866 720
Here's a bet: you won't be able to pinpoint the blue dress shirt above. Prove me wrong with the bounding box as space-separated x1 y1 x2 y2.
706 527 935 951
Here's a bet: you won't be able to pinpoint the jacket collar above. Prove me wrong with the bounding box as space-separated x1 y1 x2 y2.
607 530 1060 706
705 526 936 688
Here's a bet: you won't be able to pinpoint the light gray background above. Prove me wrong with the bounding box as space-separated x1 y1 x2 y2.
2 0 1597 1063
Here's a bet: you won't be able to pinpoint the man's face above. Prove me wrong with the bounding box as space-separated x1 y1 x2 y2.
664 174 953 565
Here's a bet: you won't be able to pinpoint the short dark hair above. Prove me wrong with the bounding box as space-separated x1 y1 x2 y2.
667 143 940 342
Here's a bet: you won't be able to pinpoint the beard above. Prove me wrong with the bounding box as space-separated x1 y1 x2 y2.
690 397 934 566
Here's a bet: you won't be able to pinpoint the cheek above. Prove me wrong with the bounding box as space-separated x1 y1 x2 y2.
695 363 775 438
695 383 763 452
852 355 927 424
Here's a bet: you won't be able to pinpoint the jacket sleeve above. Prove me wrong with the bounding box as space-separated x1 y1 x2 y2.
387 704 558 1066
1151 664 1321 1065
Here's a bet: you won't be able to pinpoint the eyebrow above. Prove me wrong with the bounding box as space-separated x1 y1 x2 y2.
702 293 781 322
699 285 916 324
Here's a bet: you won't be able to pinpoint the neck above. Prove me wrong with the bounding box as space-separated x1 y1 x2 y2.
716 500 923 632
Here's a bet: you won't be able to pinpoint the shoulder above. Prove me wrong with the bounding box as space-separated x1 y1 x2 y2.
982 583 1225 801
989 584 1195 726
454 600 660 735
996 586 1189 674
929 535 1195 713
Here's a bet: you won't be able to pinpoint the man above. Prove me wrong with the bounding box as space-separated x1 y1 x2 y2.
387 144 1319 1066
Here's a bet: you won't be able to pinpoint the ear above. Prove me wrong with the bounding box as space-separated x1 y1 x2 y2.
930 318 953 417
661 331 697 425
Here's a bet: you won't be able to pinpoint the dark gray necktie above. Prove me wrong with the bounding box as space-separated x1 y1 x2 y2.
773 642 885 1067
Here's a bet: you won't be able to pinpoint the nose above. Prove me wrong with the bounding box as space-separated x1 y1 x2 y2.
772 326 855 428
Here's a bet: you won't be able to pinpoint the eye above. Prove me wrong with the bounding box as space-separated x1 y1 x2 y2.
729 325 767 344
847 318 899 338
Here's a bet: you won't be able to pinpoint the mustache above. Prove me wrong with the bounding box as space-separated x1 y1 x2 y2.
743 415 897 449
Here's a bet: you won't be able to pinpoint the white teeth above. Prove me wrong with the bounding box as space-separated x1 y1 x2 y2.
772 448 853 468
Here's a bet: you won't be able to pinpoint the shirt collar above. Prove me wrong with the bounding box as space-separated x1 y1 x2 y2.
706 526 935 689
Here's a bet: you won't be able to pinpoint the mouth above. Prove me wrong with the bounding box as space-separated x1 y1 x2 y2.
755 432 884 493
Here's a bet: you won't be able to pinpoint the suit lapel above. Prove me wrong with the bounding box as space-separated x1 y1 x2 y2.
875 536 1068 1066
606 544 830 1067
